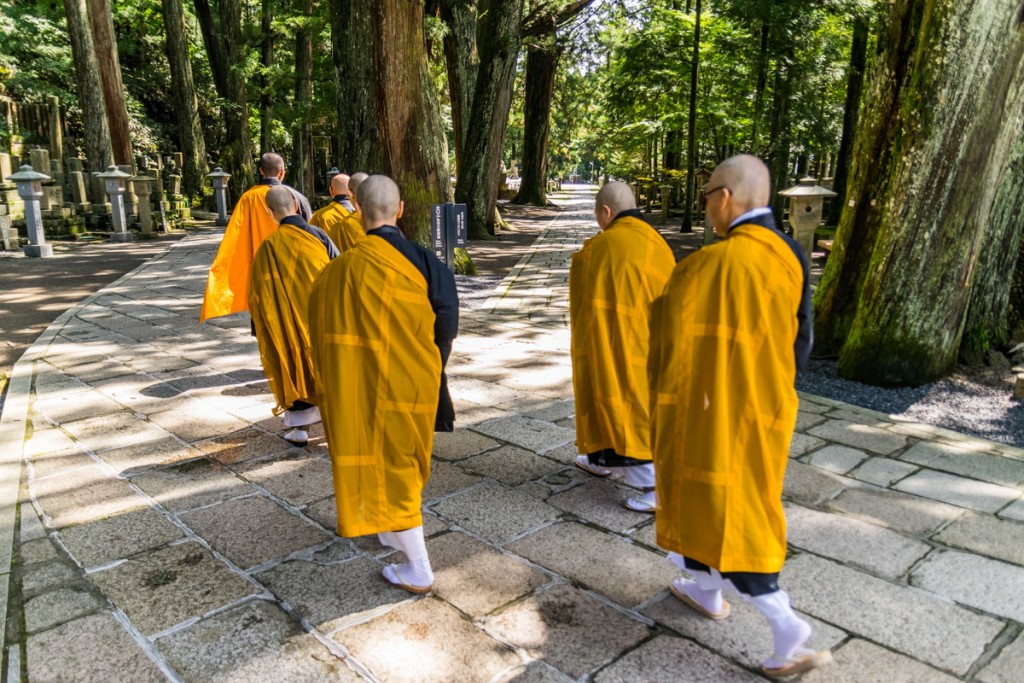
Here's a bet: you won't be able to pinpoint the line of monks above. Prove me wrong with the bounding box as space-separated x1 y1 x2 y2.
200 152 831 678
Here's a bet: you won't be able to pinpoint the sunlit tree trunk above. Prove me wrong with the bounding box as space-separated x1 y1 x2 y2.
161 0 208 198
292 0 315 195
374 0 452 246
218 0 256 201
86 0 132 166
828 14 869 224
440 0 477 177
813 0 1024 386
62 0 113 171
512 42 557 206
260 0 275 152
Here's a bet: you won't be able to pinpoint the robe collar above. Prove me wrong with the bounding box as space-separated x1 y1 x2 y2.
612 208 647 224
332 194 350 204
728 207 774 232
279 214 309 229
258 176 283 186
366 224 403 238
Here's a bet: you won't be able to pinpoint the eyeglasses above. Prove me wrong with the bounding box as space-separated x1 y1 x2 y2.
702 185 727 200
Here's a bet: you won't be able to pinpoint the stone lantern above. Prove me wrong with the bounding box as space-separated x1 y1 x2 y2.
207 167 231 227
133 174 156 235
326 166 340 184
779 176 836 257
10 164 53 257
98 165 133 242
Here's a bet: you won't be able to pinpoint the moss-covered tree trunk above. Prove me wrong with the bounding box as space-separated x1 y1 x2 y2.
828 14 869 225
291 0 315 196
813 0 1024 386
512 42 557 206
161 0 208 199
62 0 113 172
259 0 275 152
373 0 452 246
329 0 382 172
454 0 523 239
86 0 133 166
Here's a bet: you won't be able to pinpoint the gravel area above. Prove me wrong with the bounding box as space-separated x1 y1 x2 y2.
456 274 505 310
797 358 1024 447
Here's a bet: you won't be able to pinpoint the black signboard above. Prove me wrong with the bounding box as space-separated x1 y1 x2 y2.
430 203 468 271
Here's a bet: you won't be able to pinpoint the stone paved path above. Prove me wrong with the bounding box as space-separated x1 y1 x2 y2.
2 186 1024 681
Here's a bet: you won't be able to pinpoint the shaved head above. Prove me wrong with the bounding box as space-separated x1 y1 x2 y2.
348 172 369 202
259 152 285 176
358 175 401 224
265 185 297 218
709 154 771 212
595 181 637 215
330 173 350 196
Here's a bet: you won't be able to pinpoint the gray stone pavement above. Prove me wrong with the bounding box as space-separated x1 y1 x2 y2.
1 186 1023 681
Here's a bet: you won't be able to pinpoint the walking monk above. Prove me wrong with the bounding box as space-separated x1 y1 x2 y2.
648 154 827 677
249 186 339 445
310 172 353 229
570 182 674 512
312 172 368 253
200 152 312 322
310 175 458 594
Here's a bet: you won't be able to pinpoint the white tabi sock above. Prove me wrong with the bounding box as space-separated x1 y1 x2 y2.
750 590 813 667
381 526 434 587
666 553 725 614
621 463 656 489
284 404 320 427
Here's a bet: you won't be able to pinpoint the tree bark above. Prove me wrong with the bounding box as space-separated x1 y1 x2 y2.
85 0 132 166
373 0 452 246
454 0 523 239
828 14 869 224
813 0 1024 386
161 0 208 198
750 19 770 155
217 0 256 201
62 0 113 172
440 0 478 176
767 45 794 224
191 0 229 98
292 0 315 195
260 0 275 152
683 0 700 234
512 42 558 206
329 0 383 172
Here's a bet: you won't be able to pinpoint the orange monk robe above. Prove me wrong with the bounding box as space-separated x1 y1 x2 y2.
310 200 350 233
649 223 805 573
323 212 365 253
309 236 441 537
200 184 279 322
248 224 331 415
570 215 675 460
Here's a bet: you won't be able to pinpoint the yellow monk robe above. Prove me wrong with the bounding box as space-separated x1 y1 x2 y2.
248 224 331 415
650 223 804 573
310 200 350 233
323 212 365 253
570 215 675 459
200 184 278 321
309 236 441 537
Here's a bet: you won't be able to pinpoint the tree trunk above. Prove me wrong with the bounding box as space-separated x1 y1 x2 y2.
440 0 478 177
454 0 523 239
813 0 1024 386
218 0 255 201
86 0 132 166
767 46 794 224
750 19 770 155
191 0 229 98
512 43 558 206
683 0 700 234
329 0 382 172
373 0 452 246
260 0 275 152
62 0 113 172
161 0 208 198
292 0 315 195
828 14 869 224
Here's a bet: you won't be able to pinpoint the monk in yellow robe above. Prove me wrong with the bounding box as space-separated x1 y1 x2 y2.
310 175 458 594
200 152 312 322
649 155 828 677
249 186 339 445
315 171 368 253
310 172 353 231
570 182 674 512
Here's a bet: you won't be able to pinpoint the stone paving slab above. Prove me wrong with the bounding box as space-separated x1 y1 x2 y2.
24 586 103 633
976 631 1024 683
911 550 1024 623
26 612 167 683
900 441 1024 487
786 553 1004 675
460 445 565 486
807 419 908 455
593 635 766 682
800 639 960 683
57 506 184 568
334 597 521 682
932 513 1024 565
129 459 256 513
156 599 354 681
472 415 575 454
430 482 560 544
484 583 650 678
894 469 1021 513
545 478 651 533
